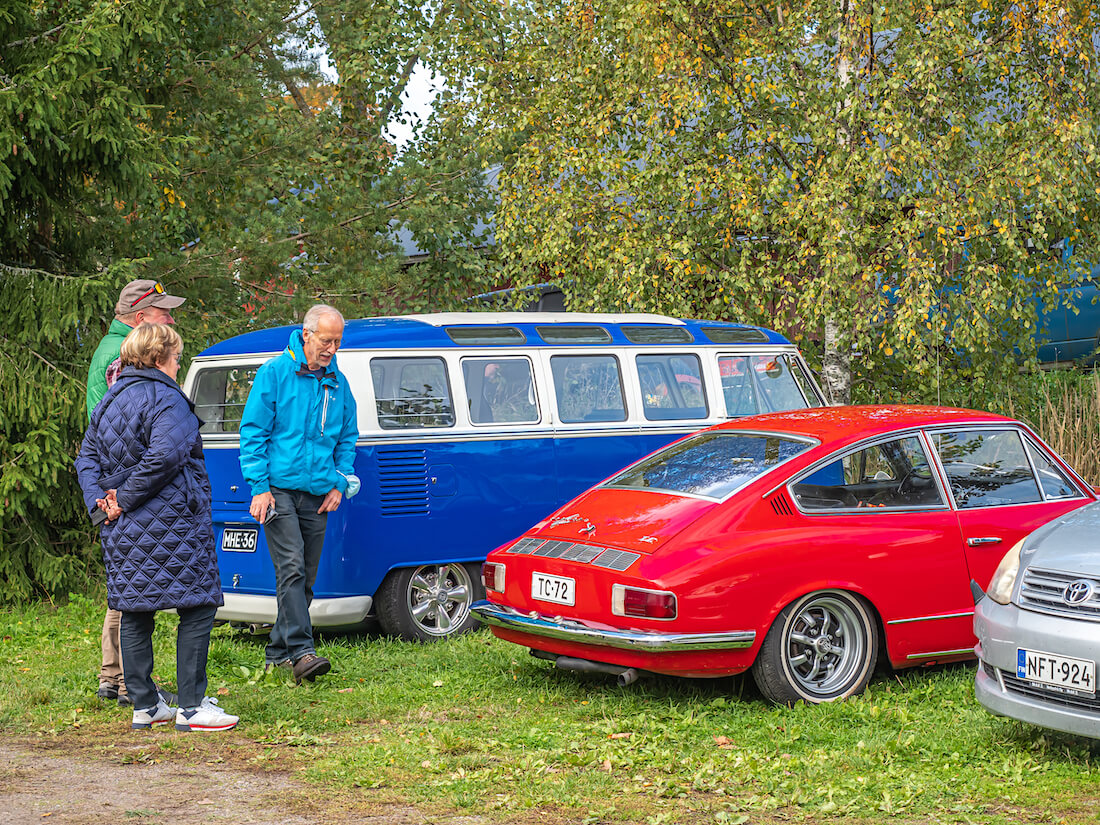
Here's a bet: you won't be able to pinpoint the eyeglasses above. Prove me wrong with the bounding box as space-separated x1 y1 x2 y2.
130 282 165 307
306 331 342 348
174 352 183 364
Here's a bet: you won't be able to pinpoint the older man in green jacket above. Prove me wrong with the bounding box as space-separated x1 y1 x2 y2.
85 279 185 704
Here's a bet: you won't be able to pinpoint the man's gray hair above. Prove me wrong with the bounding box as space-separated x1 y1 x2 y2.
302 304 345 332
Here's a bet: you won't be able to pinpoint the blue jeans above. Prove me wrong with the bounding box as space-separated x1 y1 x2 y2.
120 604 217 711
264 487 328 664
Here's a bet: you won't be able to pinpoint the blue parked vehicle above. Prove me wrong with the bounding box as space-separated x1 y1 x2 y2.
1035 261 1100 364
183 312 826 640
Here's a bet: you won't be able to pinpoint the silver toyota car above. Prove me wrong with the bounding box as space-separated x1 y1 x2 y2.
974 501 1100 739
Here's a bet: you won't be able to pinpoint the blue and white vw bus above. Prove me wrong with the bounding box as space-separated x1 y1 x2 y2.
183 313 825 641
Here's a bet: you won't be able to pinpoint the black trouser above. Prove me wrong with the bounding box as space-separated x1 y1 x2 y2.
120 604 217 711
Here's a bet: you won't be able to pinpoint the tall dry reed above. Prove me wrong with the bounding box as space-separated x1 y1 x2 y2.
1004 371 1100 486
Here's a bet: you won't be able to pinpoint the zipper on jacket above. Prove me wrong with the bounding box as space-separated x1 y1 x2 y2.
321 386 330 435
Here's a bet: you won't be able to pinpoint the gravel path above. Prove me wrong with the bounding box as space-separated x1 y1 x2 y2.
0 742 487 825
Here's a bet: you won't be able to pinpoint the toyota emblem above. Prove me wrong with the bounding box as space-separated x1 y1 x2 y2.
1063 579 1094 605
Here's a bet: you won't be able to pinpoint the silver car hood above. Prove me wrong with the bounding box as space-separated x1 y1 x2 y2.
1022 501 1100 576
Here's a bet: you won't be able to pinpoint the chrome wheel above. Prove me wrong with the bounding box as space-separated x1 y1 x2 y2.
407 563 474 637
752 590 877 705
376 562 484 641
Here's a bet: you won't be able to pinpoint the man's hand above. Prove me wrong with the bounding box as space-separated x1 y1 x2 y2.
318 488 342 514
250 491 276 524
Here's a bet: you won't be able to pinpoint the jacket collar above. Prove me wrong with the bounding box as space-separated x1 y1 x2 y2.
109 318 135 337
115 365 194 410
285 328 339 377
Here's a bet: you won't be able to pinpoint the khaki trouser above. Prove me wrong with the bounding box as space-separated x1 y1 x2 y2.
99 607 128 699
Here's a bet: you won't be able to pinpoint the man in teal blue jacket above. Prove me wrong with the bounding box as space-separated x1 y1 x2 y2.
239 305 359 684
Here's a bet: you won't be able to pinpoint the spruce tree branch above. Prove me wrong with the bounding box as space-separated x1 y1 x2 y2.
2 22 67 51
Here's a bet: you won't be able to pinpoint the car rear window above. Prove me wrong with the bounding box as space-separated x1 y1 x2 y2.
605 431 813 499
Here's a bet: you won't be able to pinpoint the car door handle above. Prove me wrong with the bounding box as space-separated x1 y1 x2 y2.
967 537 1002 547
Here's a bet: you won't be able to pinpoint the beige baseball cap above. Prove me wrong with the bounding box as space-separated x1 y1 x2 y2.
115 280 186 315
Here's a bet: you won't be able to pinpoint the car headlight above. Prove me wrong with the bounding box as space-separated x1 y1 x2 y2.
985 539 1024 605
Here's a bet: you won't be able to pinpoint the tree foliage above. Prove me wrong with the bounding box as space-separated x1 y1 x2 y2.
445 0 1100 402
0 0 499 601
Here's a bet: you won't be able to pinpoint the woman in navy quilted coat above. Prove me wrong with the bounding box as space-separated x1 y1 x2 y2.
76 324 238 732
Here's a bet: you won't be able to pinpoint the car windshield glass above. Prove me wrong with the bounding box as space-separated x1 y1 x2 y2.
605 431 812 499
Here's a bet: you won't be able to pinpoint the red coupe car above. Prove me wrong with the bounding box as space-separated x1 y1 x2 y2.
472 406 1096 704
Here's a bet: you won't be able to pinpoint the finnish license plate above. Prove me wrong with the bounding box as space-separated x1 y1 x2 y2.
1017 648 1096 695
532 572 575 606
221 528 258 553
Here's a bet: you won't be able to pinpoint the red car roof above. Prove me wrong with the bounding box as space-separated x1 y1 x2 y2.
716 405 1016 445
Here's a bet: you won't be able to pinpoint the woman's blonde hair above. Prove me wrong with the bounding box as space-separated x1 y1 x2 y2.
119 323 183 369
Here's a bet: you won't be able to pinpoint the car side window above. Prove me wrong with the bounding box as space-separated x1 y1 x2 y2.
193 366 259 434
370 357 455 429
1024 437 1083 500
461 357 538 424
550 354 627 423
931 429 1042 508
791 436 945 511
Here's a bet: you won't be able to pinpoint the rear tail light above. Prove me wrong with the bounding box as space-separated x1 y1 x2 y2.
482 562 506 593
612 584 677 619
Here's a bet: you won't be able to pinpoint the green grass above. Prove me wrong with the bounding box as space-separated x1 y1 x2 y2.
2 593 1098 824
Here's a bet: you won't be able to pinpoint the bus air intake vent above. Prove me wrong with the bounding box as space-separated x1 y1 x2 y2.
377 448 429 516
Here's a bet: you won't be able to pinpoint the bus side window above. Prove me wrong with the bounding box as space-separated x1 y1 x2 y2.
462 358 538 425
753 354 810 412
371 357 455 429
719 356 758 416
636 353 708 420
551 354 627 423
193 366 258 433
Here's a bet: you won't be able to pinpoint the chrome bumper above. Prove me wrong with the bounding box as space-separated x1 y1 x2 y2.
472 601 756 652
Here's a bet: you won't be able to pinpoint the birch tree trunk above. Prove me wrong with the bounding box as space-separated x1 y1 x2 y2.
822 0 862 406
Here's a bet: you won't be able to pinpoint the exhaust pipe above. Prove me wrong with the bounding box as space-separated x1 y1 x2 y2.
617 668 640 686
529 650 643 686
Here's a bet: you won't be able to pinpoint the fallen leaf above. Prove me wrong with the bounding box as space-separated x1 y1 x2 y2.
421 760 431 768
216 687 229 696
601 759 612 772
197 799 215 806
338 687 354 693
713 736 734 749
609 732 632 740
432 680 444 687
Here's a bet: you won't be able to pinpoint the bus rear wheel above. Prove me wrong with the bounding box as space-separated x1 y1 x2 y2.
376 562 484 641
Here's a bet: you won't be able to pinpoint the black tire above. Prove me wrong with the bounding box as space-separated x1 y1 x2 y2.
375 562 484 642
751 590 878 705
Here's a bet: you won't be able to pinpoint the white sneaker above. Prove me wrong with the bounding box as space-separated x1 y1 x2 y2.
174 697 239 732
132 700 177 730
